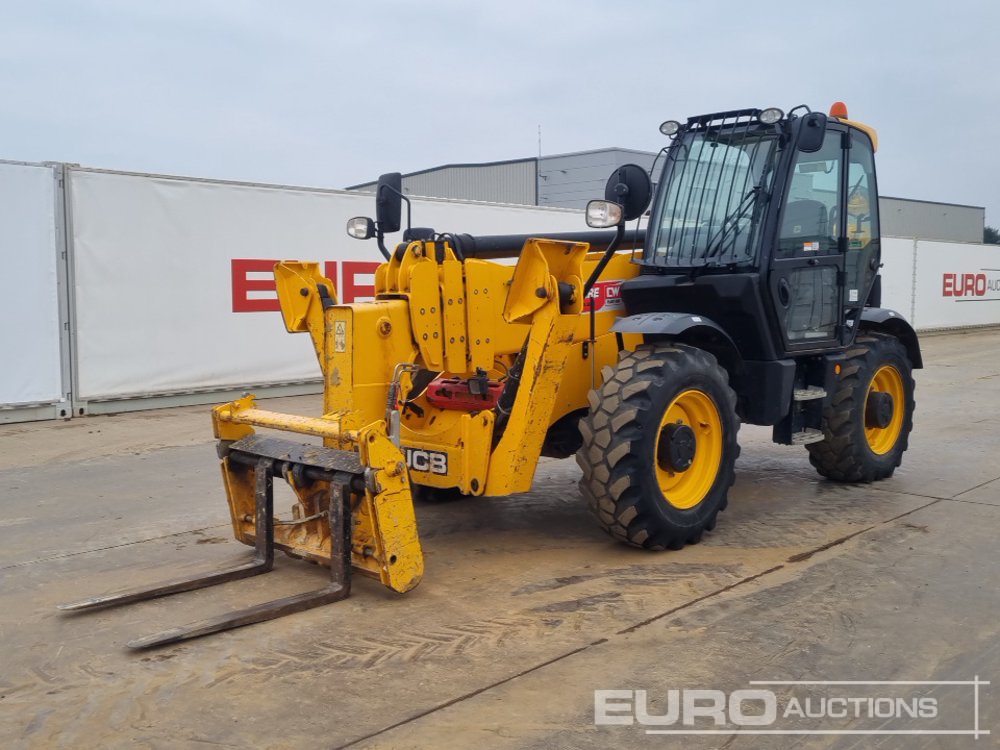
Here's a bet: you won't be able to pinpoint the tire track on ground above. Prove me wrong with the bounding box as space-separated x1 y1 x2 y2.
333 494 944 749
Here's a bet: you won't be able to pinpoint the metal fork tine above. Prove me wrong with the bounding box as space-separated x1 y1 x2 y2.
126 584 348 649
59 458 277 613
57 558 271 612
126 474 354 650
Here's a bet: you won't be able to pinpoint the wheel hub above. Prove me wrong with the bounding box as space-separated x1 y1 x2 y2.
658 422 697 472
865 391 894 429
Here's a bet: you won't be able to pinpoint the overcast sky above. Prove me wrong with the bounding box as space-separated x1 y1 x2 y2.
2 0 997 225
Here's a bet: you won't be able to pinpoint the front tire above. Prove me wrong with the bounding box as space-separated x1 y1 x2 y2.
576 344 740 550
807 332 916 482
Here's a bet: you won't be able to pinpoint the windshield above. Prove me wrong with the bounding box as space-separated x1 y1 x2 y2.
645 128 779 267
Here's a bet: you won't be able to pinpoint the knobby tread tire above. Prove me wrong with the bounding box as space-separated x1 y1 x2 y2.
576 344 740 551
807 332 916 483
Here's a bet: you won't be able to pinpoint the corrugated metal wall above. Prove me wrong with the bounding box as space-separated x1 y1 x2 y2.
879 197 985 243
350 159 536 205
537 149 658 209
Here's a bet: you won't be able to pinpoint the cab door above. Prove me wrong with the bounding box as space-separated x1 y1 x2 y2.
842 130 881 326
768 128 846 351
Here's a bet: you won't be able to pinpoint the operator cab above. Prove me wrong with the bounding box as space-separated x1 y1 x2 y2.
623 103 883 360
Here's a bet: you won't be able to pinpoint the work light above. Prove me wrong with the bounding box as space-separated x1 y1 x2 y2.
659 120 681 136
758 107 784 125
586 200 623 228
346 216 375 240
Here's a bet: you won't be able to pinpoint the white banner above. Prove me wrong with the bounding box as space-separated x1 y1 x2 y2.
0 162 64 408
67 169 584 401
911 240 1000 329
53 164 1000 407
879 237 916 320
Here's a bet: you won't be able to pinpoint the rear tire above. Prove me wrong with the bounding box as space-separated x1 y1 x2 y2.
807 332 916 482
576 344 740 550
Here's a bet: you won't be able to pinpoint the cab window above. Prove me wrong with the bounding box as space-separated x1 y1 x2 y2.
844 132 880 306
777 132 843 258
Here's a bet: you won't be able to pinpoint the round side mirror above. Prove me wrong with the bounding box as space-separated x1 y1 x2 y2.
604 164 652 222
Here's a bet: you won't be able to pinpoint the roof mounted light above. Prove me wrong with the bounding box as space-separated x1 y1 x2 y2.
758 107 784 125
659 120 681 136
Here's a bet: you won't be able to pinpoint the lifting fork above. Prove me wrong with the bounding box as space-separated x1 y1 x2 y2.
58 457 354 650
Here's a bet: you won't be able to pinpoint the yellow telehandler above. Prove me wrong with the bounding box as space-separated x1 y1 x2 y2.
62 103 920 648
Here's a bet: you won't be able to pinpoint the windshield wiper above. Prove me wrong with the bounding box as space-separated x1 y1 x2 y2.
703 186 761 261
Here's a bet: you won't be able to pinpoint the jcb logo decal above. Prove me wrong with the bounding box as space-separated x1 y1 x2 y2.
404 447 449 475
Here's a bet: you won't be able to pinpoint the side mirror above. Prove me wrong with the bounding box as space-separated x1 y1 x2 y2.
582 164 652 295
797 112 828 153
375 172 403 233
604 163 652 222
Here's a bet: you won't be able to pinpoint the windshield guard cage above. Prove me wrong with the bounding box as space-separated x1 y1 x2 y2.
645 110 779 269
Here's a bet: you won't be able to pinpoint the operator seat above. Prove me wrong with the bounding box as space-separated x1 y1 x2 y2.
780 199 828 243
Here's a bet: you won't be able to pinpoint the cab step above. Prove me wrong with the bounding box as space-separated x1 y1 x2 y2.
790 428 825 445
793 386 827 401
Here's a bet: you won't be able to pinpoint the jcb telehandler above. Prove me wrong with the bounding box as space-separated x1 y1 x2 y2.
62 103 919 648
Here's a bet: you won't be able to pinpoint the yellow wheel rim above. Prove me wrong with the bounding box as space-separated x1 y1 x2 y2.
654 389 723 509
865 365 905 455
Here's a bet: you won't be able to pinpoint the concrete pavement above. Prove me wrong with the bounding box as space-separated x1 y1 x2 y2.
0 330 996 749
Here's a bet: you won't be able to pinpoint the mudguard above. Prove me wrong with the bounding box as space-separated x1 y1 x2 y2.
611 311 736 348
858 308 923 368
